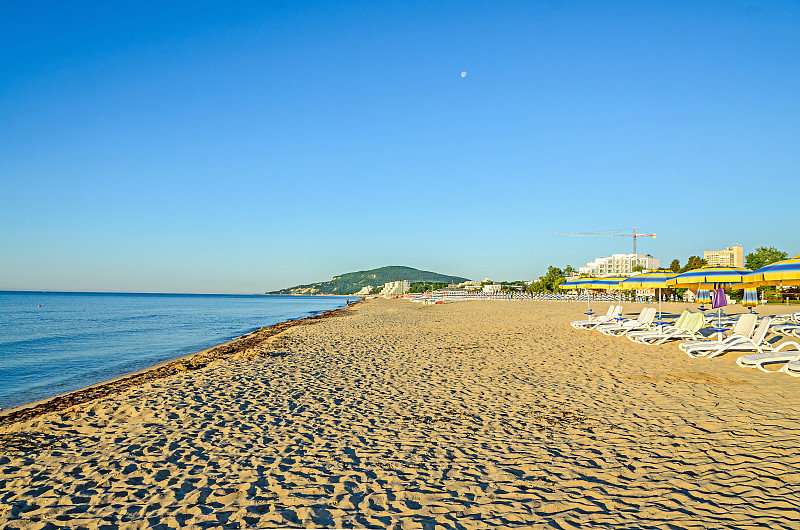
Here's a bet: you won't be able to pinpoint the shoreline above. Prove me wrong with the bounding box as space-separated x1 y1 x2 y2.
0 300 361 426
1 298 798 528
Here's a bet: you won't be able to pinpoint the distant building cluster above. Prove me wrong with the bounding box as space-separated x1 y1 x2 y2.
482 284 502 294
358 244 746 299
704 245 743 268
579 253 660 276
380 280 410 296
354 285 373 296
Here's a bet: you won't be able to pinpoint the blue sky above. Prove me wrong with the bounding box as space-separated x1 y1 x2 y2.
1 1 798 293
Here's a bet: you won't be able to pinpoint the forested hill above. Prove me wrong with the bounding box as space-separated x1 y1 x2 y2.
267 266 470 295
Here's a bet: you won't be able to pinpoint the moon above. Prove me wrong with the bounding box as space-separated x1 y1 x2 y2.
461 71 467 78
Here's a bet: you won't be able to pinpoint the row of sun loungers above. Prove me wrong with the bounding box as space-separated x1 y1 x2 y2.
570 306 800 378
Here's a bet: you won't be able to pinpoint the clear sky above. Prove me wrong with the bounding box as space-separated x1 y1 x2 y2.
2 1 798 293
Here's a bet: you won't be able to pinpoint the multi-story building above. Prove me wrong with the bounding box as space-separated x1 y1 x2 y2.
354 285 373 296
380 280 410 296
704 245 743 268
579 253 660 276
457 280 483 291
482 284 502 294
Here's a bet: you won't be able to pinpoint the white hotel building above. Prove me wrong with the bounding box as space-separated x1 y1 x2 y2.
579 253 660 276
380 280 411 296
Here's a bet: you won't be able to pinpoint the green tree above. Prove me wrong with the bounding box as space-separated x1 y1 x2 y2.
632 264 645 272
531 266 565 292
409 282 449 293
528 280 548 293
669 259 681 272
681 256 707 272
745 246 788 270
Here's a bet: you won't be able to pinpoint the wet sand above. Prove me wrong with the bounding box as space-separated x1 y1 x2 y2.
1 298 798 529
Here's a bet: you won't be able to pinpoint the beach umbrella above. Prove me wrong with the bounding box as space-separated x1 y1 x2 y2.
666 265 751 288
620 270 677 320
696 284 713 307
583 276 629 315
734 255 800 309
560 276 600 313
742 288 759 312
738 255 800 287
666 265 751 331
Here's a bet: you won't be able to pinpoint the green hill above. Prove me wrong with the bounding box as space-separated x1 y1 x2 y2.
267 266 470 295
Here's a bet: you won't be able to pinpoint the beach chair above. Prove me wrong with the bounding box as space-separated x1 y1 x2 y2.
684 318 775 359
772 322 800 338
736 340 800 371
680 317 774 359
783 358 800 377
627 310 690 343
571 305 621 330
678 313 757 356
771 312 800 325
630 312 706 346
570 305 615 329
597 307 656 337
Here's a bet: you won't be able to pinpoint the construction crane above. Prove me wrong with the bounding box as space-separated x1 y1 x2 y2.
548 227 656 255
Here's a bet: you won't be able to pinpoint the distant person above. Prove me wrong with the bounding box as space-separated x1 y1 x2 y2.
346 298 350 305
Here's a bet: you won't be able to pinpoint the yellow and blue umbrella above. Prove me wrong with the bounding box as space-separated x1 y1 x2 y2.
742 288 759 312
667 266 751 330
620 270 677 290
560 276 600 290
734 255 800 310
583 275 630 314
739 255 800 287
621 270 677 319
560 276 600 312
696 284 713 305
665 265 751 288
581 275 630 290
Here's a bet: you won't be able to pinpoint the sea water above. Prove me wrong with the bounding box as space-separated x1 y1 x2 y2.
0 292 351 410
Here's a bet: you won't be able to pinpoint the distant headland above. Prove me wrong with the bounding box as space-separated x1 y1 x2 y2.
266 266 469 296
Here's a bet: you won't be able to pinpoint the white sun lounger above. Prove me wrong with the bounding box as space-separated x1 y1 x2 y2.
630 312 706 346
570 305 616 329
782 359 800 377
597 307 657 337
571 305 621 330
771 312 800 325
627 310 690 343
736 340 800 371
678 313 757 355
684 318 774 359
772 322 800 337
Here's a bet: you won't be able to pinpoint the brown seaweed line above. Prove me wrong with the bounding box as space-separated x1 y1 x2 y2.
0 300 361 428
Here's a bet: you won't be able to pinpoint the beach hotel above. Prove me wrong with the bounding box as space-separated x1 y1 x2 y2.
704 245 744 267
579 253 660 276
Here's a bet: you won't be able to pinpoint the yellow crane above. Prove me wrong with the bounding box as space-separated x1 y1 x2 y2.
548 227 656 255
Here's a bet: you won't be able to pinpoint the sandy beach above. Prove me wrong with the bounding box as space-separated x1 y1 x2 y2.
1 298 799 529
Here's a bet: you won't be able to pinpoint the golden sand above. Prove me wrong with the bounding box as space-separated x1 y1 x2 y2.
1 298 798 529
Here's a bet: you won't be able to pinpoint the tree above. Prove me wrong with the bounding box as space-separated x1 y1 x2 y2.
681 256 707 272
409 282 449 293
632 264 645 272
564 265 575 276
670 259 681 272
745 246 788 271
529 266 566 293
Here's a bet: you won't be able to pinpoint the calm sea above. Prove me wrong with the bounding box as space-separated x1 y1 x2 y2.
0 291 351 410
